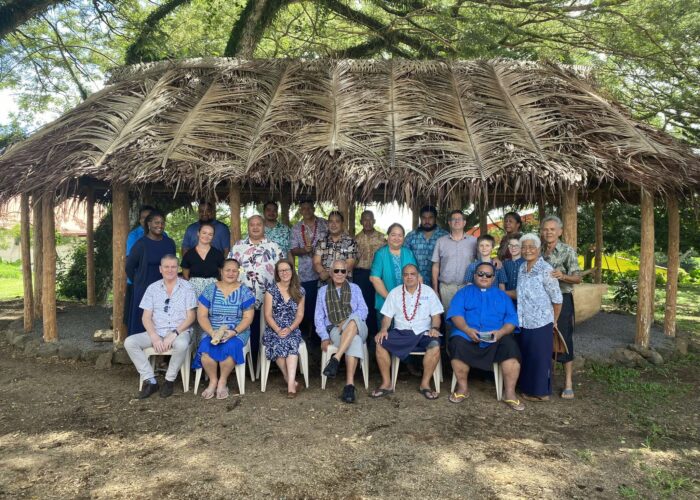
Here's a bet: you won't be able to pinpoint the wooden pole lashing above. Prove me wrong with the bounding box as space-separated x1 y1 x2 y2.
561 186 578 250
635 189 655 347
229 181 242 244
32 196 43 319
594 190 604 284
20 193 34 333
112 184 129 344
664 196 680 337
41 192 58 342
86 186 96 306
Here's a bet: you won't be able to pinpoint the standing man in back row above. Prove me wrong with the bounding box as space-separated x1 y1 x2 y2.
181 201 231 257
263 201 292 259
405 205 449 286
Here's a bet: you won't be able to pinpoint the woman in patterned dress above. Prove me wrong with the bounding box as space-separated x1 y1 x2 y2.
194 259 255 400
181 222 224 298
263 259 305 398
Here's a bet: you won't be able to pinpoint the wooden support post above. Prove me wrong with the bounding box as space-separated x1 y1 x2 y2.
594 191 604 284
41 193 58 342
86 186 96 306
479 198 488 236
337 195 350 234
280 191 291 226
112 184 129 344
229 181 242 244
20 194 34 333
561 186 578 250
412 202 420 230
664 196 680 337
348 201 356 237
32 196 43 319
635 189 655 347
538 194 546 225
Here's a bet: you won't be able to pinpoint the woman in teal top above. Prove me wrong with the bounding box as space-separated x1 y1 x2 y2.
369 223 418 312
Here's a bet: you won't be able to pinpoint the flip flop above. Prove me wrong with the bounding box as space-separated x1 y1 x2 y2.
201 387 216 400
419 387 439 400
561 388 575 400
216 386 229 400
370 387 394 398
448 392 469 404
521 393 550 402
503 399 525 411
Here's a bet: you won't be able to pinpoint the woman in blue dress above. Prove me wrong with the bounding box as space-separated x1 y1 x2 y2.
125 211 176 336
194 258 255 399
263 259 305 397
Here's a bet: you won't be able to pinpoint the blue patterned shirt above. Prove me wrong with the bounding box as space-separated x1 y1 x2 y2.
503 257 525 291
516 257 563 329
264 221 291 255
404 227 449 284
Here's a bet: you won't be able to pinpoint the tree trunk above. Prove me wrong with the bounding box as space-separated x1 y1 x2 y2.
337 195 350 234
594 190 604 284
20 194 34 333
32 195 43 319
635 189 655 347
280 191 291 226
348 201 356 237
225 0 284 58
112 185 129 344
664 196 679 337
561 186 578 250
86 186 96 306
229 181 242 243
0 0 67 40
41 193 58 342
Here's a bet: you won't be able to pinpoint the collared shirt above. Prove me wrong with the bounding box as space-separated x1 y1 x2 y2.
290 217 329 282
314 282 368 340
380 284 443 335
543 241 581 294
314 234 359 279
139 278 197 337
264 221 292 255
464 260 508 287
404 227 449 284
182 220 231 254
517 257 563 329
504 257 525 291
447 285 519 345
355 230 386 269
431 233 478 284
228 238 285 309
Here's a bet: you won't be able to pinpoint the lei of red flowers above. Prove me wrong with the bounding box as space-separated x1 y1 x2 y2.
402 283 421 322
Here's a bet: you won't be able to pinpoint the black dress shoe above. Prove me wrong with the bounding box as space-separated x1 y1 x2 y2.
341 384 356 403
160 380 174 398
139 380 159 399
323 356 340 378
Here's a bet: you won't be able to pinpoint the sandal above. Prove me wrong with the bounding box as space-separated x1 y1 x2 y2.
370 387 394 398
503 399 525 411
201 387 216 400
419 387 439 400
286 391 297 399
216 386 229 400
448 392 469 404
560 388 575 400
521 393 550 402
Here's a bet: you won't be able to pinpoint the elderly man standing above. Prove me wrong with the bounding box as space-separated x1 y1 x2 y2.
124 254 197 399
447 262 524 410
263 201 292 258
541 215 581 400
353 210 385 338
181 201 231 257
313 210 358 285
372 264 444 400
405 205 448 286
315 259 369 403
229 215 285 363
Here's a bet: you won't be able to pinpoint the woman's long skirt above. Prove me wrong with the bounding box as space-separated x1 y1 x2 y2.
518 323 553 397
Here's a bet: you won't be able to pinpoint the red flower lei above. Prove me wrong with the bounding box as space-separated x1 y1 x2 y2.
402 284 421 322
301 219 318 247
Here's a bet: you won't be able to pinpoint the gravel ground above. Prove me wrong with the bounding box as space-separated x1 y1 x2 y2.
29 302 113 354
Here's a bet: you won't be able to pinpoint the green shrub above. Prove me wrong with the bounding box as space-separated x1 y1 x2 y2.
612 275 638 311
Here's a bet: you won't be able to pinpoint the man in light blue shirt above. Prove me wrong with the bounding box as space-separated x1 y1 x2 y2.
181 201 231 257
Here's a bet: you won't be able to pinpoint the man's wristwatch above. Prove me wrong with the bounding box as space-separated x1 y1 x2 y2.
171 329 179 336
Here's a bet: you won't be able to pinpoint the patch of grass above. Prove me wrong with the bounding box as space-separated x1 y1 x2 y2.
0 260 21 279
0 260 24 300
642 465 695 498
575 448 594 464
618 484 640 498
654 283 700 337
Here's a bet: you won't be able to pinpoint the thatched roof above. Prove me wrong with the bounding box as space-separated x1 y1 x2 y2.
1 58 698 205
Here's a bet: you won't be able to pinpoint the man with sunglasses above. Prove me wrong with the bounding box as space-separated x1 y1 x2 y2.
314 260 369 403
446 262 524 411
124 254 197 399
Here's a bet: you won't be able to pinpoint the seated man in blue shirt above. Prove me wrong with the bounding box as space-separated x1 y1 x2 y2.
447 262 524 411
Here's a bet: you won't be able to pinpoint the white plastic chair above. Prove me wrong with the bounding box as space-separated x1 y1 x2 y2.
260 339 309 392
138 344 192 393
193 338 255 395
321 343 370 390
450 362 503 400
391 351 443 393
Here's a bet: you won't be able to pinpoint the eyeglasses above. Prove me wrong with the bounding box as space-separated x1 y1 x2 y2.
278 268 293 273
521 245 538 251
164 298 170 313
449 218 465 223
476 271 494 278
508 244 521 248
333 269 347 274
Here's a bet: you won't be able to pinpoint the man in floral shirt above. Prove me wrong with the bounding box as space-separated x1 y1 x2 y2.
263 201 291 258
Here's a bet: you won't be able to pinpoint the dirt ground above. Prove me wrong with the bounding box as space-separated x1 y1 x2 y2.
1 331 699 500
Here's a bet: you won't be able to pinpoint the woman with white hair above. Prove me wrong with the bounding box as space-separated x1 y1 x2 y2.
516 233 563 401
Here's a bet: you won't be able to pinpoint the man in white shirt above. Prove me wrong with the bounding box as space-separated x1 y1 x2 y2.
371 264 444 400
124 254 197 399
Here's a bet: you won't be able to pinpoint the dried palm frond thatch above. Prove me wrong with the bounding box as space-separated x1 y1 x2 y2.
1 58 698 205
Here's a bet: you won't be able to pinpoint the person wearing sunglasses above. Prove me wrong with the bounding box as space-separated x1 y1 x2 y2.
124 254 197 399
314 260 369 403
447 262 523 410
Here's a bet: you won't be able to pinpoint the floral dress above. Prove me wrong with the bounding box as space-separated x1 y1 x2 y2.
263 283 305 361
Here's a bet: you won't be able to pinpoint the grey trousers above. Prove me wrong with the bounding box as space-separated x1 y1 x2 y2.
329 314 368 360
124 331 192 382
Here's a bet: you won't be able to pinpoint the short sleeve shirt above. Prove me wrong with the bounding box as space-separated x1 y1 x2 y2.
355 230 386 269
290 218 329 282
404 227 449 283
543 241 581 294
228 238 285 308
139 278 197 337
181 247 224 279
314 234 359 277
431 233 478 285
264 222 292 255
380 284 444 335
182 220 231 254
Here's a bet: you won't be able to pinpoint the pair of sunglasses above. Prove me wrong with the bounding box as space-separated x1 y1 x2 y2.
333 269 347 274
476 271 494 278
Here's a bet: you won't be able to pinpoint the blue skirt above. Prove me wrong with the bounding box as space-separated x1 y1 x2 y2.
192 335 245 369
517 323 553 397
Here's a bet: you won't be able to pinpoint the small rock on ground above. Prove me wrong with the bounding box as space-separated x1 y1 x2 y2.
95 352 112 370
37 343 59 357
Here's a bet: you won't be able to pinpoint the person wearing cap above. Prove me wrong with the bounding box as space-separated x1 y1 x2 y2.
405 205 449 286
446 261 524 410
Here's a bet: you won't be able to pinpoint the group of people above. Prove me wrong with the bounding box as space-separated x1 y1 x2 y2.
123 201 581 411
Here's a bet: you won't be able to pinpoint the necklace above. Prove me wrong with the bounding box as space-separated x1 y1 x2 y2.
402 284 421 322
301 219 317 247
